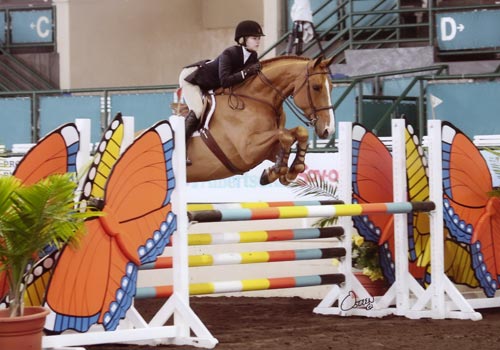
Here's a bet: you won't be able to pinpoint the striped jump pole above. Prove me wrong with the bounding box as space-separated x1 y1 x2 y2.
136 273 345 299
188 201 435 223
187 200 343 211
141 247 346 269
168 226 343 246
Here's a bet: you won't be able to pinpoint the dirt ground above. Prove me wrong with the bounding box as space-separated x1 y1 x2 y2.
86 296 500 350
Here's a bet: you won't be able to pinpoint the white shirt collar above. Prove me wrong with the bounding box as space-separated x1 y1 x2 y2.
242 46 252 63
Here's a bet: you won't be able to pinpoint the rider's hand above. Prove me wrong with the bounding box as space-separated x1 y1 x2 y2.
243 63 261 78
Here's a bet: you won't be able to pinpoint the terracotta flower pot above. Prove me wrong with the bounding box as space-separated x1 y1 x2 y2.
354 272 388 296
0 306 50 350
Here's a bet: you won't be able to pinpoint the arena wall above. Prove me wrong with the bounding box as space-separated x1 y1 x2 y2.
54 0 280 89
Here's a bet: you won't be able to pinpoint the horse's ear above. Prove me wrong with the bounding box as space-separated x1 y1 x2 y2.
312 55 324 68
323 56 335 67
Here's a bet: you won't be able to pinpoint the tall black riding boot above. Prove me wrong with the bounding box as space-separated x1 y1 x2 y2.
185 110 199 166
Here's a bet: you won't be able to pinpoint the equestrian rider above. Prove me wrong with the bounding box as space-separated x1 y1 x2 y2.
178 20 265 162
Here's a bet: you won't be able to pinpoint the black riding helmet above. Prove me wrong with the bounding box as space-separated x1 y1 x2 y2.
234 20 265 44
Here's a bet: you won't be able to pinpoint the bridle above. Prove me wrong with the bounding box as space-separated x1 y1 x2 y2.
234 60 334 128
288 62 334 127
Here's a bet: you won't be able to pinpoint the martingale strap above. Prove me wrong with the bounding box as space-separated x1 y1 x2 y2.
199 128 244 175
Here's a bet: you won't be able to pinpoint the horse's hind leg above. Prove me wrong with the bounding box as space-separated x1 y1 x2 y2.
279 126 309 186
260 129 295 185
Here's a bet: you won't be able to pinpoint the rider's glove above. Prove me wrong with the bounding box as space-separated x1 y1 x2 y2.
242 63 261 78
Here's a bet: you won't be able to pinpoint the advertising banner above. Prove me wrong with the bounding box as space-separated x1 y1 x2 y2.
186 153 340 203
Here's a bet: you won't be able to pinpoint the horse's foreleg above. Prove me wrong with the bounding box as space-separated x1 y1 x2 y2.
279 126 309 186
260 129 295 185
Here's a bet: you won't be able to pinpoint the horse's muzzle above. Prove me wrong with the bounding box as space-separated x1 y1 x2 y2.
315 112 335 139
319 128 331 139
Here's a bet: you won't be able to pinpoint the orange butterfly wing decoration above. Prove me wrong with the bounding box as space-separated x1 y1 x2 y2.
441 122 498 296
351 122 428 284
13 124 79 185
7 113 124 305
351 124 396 282
45 120 177 332
0 124 79 307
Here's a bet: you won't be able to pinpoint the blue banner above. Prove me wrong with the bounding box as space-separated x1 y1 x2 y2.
10 9 53 44
436 10 500 51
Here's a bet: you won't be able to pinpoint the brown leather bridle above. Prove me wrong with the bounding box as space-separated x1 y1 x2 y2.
290 62 334 127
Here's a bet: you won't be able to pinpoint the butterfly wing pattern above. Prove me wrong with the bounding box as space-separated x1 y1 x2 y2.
80 114 125 204
444 235 478 288
26 115 126 310
0 123 80 308
351 123 396 283
441 122 500 297
13 124 79 184
45 120 177 332
403 124 428 281
351 122 430 284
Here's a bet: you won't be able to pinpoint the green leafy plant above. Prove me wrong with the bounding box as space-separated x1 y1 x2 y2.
0 173 102 317
290 174 383 281
351 233 384 281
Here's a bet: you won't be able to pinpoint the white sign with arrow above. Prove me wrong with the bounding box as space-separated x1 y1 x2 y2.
440 17 465 42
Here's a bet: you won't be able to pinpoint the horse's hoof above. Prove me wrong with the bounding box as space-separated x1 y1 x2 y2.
260 169 281 185
260 170 270 185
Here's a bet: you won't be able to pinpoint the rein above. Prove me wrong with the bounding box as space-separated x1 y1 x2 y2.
214 60 333 127
226 89 281 117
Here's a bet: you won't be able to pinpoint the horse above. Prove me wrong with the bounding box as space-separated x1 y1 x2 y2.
178 55 335 186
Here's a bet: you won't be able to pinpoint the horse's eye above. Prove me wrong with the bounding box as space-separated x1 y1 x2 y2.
312 84 321 91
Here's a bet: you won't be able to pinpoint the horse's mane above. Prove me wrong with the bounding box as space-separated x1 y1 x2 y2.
260 56 310 67
233 56 311 90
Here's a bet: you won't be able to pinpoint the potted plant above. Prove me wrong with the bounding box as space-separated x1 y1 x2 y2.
351 233 384 282
0 173 101 349
351 233 388 295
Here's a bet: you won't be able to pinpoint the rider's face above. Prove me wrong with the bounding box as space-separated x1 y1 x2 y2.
245 36 261 52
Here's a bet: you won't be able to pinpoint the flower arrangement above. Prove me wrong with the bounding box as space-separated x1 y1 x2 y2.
290 174 384 282
351 233 384 281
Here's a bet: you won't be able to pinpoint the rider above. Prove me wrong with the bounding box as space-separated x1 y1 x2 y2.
178 20 265 160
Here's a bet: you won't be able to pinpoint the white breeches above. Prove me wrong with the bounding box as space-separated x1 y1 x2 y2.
179 67 203 119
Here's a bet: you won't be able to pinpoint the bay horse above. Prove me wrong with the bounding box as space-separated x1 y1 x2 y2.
180 55 335 186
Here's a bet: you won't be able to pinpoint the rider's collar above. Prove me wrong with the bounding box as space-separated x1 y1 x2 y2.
242 46 252 63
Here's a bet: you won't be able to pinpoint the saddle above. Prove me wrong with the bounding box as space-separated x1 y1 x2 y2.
170 88 215 130
170 90 244 174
